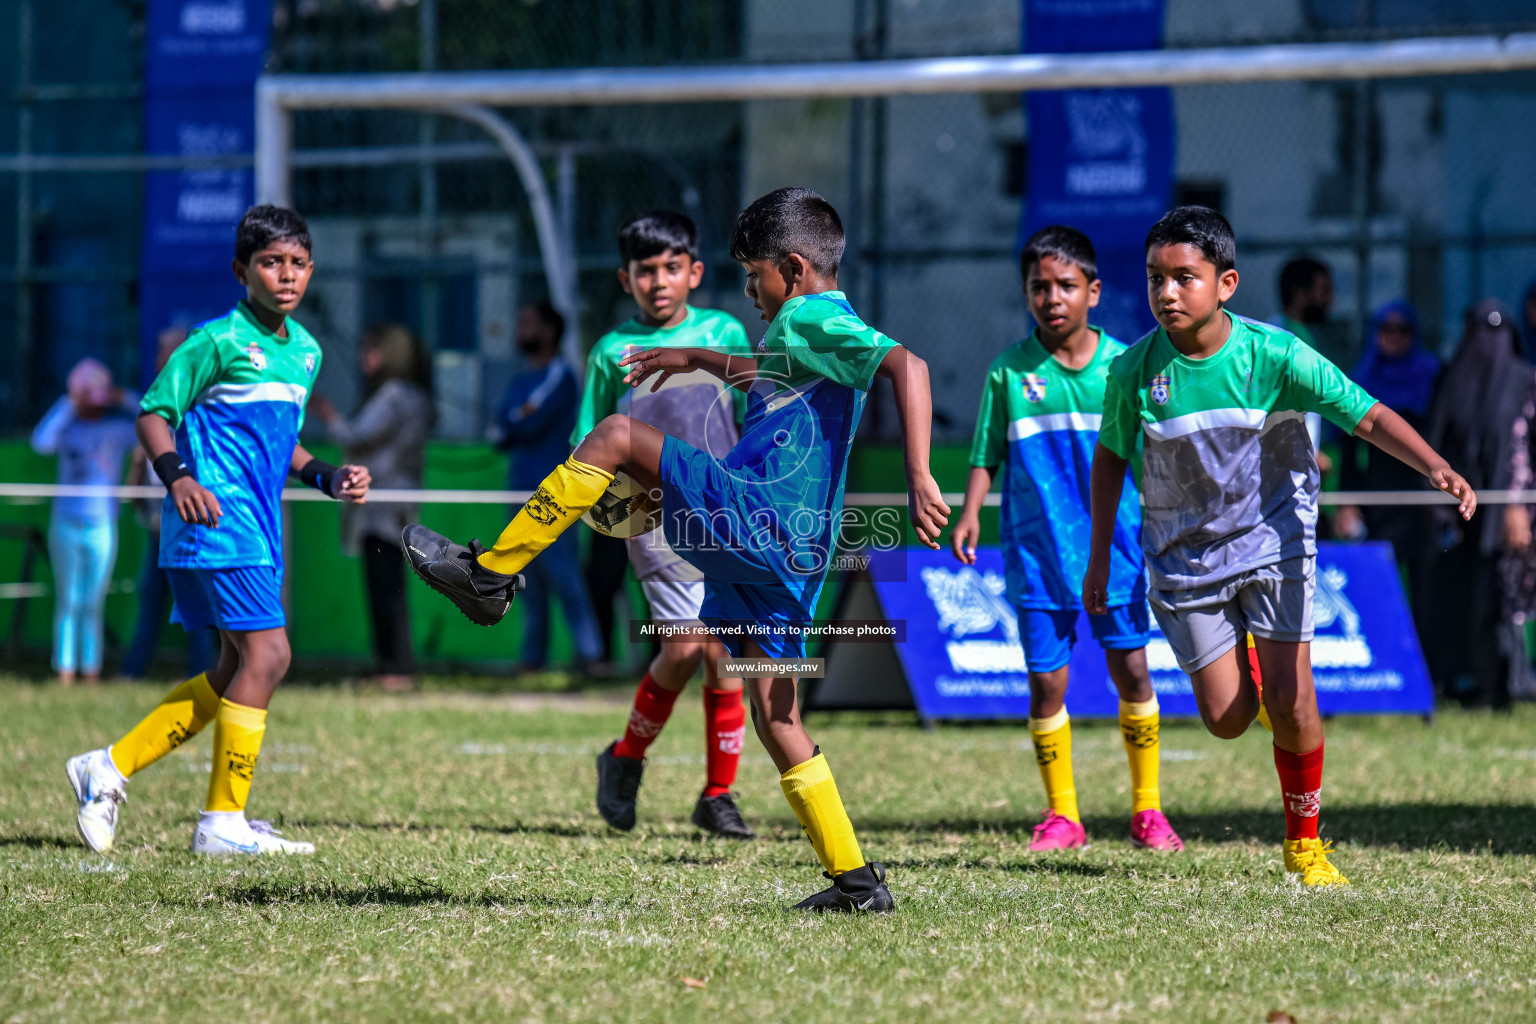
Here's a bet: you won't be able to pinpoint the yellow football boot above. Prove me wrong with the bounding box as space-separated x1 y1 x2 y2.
1284 838 1350 887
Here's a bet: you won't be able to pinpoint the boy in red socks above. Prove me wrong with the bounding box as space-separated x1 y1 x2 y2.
1085 207 1476 886
578 211 753 837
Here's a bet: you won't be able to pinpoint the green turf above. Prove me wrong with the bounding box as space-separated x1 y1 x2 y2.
3 678 1535 1023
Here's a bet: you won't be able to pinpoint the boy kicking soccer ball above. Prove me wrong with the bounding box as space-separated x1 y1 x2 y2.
404 188 949 912
1084 206 1476 886
578 210 755 838
952 225 1182 854
66 205 370 856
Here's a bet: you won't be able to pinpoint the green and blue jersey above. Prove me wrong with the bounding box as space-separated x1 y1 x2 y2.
969 328 1145 611
140 301 321 572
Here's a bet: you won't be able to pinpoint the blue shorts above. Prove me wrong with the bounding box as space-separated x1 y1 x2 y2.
659 436 822 660
167 566 285 633
1016 603 1150 674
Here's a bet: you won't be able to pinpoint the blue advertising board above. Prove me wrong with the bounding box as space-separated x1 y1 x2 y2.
138 0 272 386
856 542 1433 720
1021 0 1172 344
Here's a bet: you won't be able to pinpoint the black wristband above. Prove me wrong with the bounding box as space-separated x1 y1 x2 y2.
299 458 339 498
152 452 193 487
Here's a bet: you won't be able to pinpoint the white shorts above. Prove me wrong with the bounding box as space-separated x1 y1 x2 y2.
641 579 705 623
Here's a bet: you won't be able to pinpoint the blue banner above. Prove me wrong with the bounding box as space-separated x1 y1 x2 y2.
1021 0 1172 344
138 0 271 386
864 542 1434 720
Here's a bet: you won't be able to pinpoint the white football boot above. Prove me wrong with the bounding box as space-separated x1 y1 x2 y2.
191 812 315 856
65 748 128 853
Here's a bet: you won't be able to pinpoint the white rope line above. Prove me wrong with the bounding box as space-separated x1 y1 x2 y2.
0 483 1514 506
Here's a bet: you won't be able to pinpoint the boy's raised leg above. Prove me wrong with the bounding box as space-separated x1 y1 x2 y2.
746 668 891 912
404 415 666 626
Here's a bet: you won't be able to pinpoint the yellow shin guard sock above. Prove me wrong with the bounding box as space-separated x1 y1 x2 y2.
109 672 221 778
205 699 267 813
779 753 866 876
1119 697 1162 814
1029 707 1079 822
478 456 615 576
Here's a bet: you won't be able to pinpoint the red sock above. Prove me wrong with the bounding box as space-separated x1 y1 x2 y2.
702 687 746 798
1273 741 1324 840
613 674 680 761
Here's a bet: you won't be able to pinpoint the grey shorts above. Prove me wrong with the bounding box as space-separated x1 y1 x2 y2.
1148 557 1315 673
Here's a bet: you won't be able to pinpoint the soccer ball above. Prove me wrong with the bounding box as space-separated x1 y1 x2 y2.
581 471 662 538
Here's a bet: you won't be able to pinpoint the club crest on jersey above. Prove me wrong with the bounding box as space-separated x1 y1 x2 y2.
245 342 268 372
1022 373 1047 403
304 353 317 377
1149 373 1171 406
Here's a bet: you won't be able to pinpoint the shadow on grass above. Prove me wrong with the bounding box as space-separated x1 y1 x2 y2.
198 879 636 910
860 803 1536 855
0 833 75 851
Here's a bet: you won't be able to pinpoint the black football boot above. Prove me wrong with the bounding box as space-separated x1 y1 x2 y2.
401 524 523 627
790 862 895 913
595 741 645 831
691 791 755 839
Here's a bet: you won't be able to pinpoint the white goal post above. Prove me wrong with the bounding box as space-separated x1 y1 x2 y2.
252 32 1536 365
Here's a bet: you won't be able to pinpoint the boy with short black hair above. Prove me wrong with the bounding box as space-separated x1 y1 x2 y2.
953 225 1182 853
66 204 371 856
1084 206 1476 886
405 187 949 911
580 210 755 839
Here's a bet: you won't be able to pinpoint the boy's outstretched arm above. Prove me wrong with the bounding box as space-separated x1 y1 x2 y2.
877 346 950 550
1353 402 1477 520
137 411 223 527
290 444 372 504
950 465 995 565
1082 443 1129 615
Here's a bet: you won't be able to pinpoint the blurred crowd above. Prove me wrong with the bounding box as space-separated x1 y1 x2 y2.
23 283 1536 705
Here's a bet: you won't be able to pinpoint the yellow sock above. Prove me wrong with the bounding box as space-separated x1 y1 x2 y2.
1119 696 1162 814
204 699 266 813
1029 707 1079 823
779 753 866 876
478 456 614 575
108 672 221 778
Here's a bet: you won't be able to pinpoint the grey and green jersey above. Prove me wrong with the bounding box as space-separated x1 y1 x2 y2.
1100 311 1377 592
572 306 750 581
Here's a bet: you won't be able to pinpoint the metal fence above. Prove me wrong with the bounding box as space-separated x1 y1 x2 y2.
5 1 1536 443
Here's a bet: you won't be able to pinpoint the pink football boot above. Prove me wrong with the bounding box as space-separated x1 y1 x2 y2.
1129 809 1185 851
1028 809 1089 852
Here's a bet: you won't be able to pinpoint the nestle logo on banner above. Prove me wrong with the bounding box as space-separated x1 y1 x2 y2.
919 566 1024 674
1063 92 1148 197
180 0 246 34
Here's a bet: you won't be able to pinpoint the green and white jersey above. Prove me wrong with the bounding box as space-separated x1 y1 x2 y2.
968 329 1145 610
572 306 751 581
1100 311 1377 592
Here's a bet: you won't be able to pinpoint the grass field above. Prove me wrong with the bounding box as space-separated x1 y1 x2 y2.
3 677 1535 1024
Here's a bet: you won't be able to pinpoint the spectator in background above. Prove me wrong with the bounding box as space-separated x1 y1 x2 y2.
121 328 216 679
30 359 140 686
1424 300 1526 708
1523 279 1536 356
310 324 434 691
491 304 604 674
585 532 629 668
1279 255 1338 363
1500 354 1536 702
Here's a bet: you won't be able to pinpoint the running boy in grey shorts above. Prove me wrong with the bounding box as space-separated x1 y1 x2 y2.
1082 207 1477 887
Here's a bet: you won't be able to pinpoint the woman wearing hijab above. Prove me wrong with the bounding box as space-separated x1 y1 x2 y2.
310 324 435 691
1423 300 1526 708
